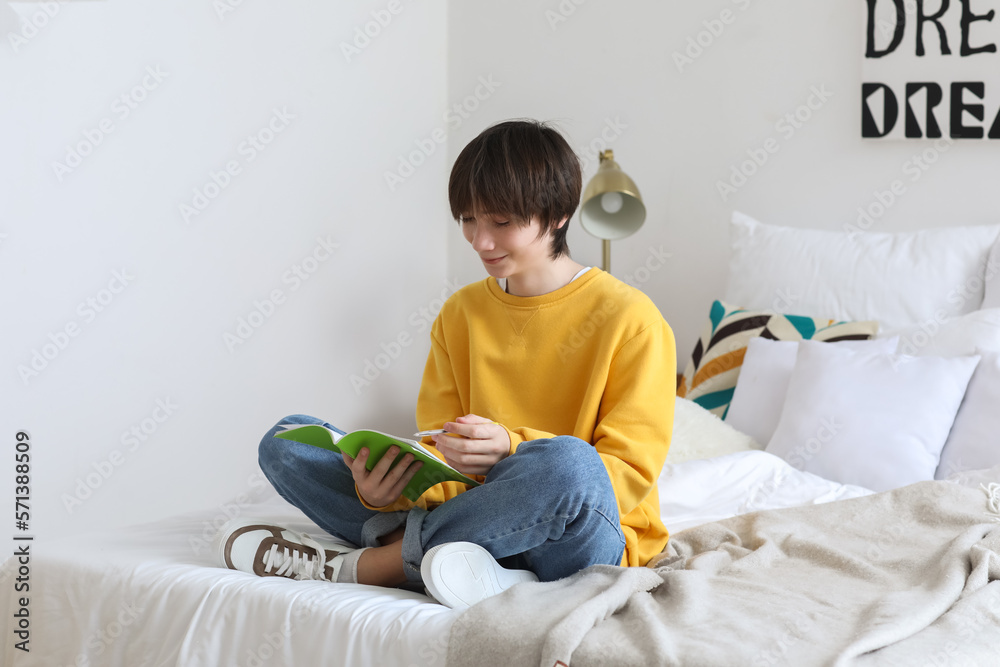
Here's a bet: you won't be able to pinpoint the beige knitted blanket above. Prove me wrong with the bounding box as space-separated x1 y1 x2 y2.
446 480 1000 667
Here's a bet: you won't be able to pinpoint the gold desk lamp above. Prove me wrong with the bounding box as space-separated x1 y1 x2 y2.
579 150 646 273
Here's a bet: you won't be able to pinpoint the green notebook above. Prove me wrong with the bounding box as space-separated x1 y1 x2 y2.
275 424 481 502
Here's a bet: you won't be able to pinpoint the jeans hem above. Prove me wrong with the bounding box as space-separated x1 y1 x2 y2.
360 510 408 548
400 506 429 583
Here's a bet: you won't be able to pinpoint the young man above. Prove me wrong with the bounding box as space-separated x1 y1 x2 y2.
217 119 676 608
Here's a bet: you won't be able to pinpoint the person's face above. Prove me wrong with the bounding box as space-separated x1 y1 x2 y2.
461 211 562 281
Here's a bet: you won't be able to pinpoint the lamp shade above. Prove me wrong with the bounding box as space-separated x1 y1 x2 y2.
579 150 646 241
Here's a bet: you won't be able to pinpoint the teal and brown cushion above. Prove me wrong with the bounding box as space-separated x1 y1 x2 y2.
677 300 879 418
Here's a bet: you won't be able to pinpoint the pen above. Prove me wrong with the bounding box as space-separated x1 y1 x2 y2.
413 421 499 438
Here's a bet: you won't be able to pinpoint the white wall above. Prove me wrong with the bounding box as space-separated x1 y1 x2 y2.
5 0 999 541
1 0 450 538
446 0 1000 361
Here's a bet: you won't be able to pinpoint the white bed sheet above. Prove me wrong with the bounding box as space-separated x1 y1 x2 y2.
1 451 879 667
659 449 875 533
0 494 459 667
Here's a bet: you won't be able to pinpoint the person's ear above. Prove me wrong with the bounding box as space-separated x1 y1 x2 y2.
555 216 570 230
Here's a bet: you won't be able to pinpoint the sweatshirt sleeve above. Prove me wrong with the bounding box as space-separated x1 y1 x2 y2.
503 425 559 455
594 319 676 522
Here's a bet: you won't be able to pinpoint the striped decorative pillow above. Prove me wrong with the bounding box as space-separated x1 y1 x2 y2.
677 300 879 418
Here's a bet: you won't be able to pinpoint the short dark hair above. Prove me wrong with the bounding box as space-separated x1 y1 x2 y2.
448 119 582 259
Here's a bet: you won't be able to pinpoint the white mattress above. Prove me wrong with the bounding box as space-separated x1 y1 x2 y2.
0 450 877 666
0 493 460 667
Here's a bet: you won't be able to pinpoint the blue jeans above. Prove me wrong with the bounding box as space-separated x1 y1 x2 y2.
258 414 626 583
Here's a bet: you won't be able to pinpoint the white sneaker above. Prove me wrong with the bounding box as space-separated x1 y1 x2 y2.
217 518 360 582
420 542 538 609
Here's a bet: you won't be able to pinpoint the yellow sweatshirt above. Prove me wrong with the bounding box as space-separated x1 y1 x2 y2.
369 268 676 567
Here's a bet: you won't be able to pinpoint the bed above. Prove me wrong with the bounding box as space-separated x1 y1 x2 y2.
5 211 1000 667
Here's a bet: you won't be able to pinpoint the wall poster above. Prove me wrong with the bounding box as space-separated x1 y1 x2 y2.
862 0 1000 139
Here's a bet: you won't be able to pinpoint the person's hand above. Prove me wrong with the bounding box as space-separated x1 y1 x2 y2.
342 447 423 508
432 414 511 476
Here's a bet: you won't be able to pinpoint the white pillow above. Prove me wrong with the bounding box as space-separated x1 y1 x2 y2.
765 341 979 492
885 308 1000 479
725 211 1000 332
666 397 761 465
885 308 1000 354
725 336 899 446
937 350 1000 478
983 238 1000 309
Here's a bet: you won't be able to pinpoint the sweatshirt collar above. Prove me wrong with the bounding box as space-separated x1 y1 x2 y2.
486 267 602 307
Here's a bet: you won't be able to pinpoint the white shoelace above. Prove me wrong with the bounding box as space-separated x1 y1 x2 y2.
261 533 340 581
